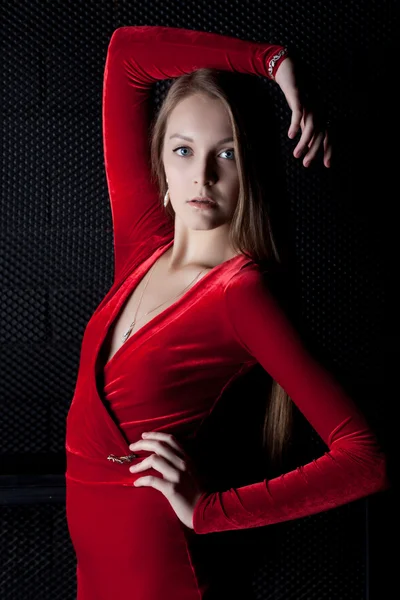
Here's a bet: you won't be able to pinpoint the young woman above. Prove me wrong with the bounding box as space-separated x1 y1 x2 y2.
65 25 388 600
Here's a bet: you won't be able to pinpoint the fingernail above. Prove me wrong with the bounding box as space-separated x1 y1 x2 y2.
142 432 149 437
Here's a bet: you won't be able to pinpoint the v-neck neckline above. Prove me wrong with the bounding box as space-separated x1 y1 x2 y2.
94 238 247 378
89 237 253 452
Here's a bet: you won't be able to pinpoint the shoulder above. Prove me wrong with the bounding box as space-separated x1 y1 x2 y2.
115 233 173 285
224 262 269 299
223 261 291 324
223 264 271 318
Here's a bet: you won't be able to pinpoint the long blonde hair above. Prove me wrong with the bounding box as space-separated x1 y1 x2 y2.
149 68 293 465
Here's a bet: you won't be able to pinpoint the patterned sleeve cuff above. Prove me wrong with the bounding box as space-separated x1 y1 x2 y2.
266 47 288 80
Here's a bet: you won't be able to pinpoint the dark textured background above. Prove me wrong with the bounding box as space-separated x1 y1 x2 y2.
0 1 395 598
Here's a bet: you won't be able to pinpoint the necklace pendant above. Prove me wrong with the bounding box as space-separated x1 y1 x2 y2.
122 322 135 343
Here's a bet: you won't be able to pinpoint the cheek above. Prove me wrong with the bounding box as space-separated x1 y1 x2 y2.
165 160 185 181
228 170 240 191
163 152 179 173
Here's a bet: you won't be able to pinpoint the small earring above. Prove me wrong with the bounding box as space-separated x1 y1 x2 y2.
163 188 170 207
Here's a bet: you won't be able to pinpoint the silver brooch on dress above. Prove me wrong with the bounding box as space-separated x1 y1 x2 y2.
107 453 138 464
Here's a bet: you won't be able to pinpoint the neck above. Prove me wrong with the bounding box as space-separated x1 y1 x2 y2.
166 227 240 272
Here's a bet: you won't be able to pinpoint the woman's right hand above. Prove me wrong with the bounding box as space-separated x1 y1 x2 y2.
274 57 332 169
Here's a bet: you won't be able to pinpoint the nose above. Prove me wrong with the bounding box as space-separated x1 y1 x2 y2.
194 156 218 186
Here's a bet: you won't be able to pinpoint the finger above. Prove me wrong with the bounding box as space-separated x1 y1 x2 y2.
141 431 187 458
323 132 332 167
307 133 316 148
288 106 303 139
303 131 324 166
293 112 315 158
134 475 174 496
129 439 187 471
130 453 183 481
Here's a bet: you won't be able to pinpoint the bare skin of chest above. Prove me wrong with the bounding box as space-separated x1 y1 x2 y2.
101 256 212 367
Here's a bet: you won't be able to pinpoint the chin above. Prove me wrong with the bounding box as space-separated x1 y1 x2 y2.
174 206 230 229
186 221 217 231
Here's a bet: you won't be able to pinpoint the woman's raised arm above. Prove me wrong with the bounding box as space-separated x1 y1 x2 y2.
103 25 287 281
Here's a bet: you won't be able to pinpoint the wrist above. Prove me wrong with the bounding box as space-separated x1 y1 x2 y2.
192 489 211 533
267 47 288 80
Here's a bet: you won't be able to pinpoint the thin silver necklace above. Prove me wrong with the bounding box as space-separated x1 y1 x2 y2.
121 257 208 344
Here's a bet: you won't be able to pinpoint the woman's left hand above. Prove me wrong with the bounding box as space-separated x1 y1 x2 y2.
274 56 332 169
128 431 204 529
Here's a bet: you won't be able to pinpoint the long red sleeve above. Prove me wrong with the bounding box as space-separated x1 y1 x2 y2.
102 26 287 282
192 270 389 534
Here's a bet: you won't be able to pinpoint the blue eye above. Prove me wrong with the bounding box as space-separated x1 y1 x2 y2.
173 147 235 160
220 149 235 160
174 147 192 157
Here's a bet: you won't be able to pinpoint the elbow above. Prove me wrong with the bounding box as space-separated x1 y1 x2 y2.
334 427 391 496
335 440 391 499
357 448 391 497
368 455 391 495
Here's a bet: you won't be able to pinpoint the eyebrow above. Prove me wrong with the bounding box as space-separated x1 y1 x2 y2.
169 134 234 144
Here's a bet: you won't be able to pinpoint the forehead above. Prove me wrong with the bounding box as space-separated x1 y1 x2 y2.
166 94 233 139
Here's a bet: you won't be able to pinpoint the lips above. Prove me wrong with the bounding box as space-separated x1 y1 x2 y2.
188 197 216 205
188 198 217 210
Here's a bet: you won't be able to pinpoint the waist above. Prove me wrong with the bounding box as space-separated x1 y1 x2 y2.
65 447 158 486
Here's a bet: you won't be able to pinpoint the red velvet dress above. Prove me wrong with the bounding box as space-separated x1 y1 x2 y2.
65 26 389 599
